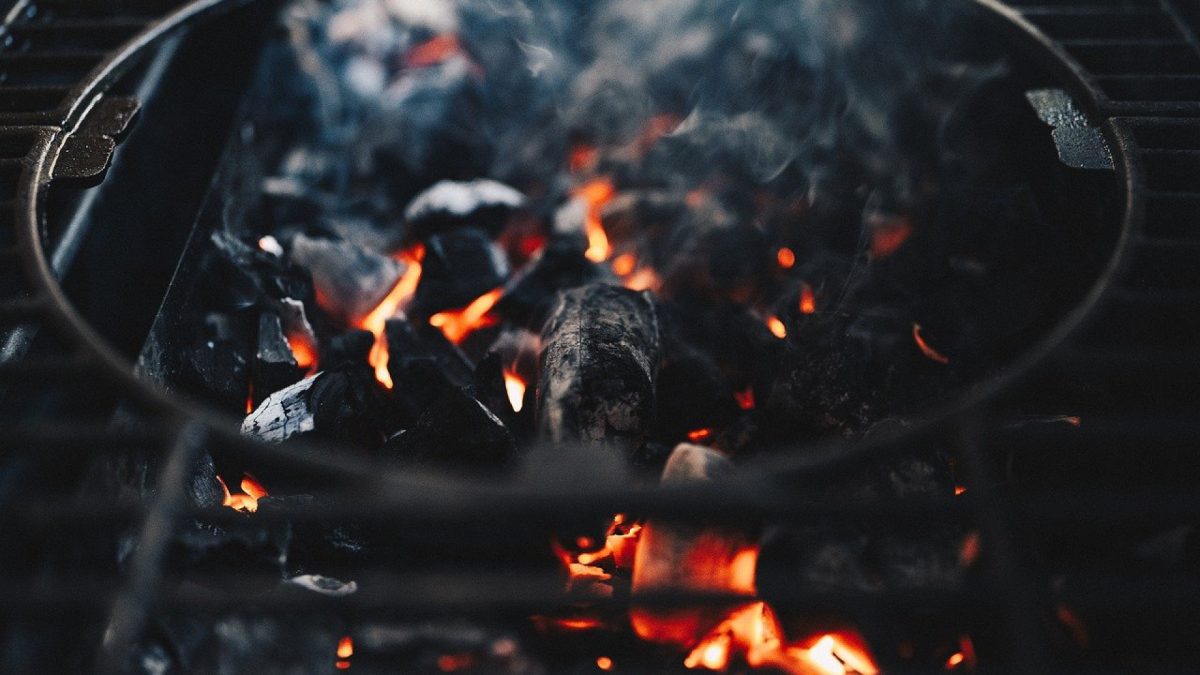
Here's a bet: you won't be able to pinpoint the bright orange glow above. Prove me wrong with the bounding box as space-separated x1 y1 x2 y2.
504 370 526 412
687 428 714 443
800 283 816 315
870 218 913 259
959 531 982 568
596 656 614 671
216 473 268 513
337 636 353 659
575 179 616 262
622 266 662 292
335 662 350 671
1064 416 1082 427
245 390 253 415
407 33 462 68
954 485 967 496
612 253 637 276
359 246 424 389
946 652 965 668
767 316 787 339
285 332 318 372
777 247 796 269
912 323 950 365
790 633 880 675
429 287 504 344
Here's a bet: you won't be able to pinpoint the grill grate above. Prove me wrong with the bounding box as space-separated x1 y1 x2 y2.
2 1 1200 672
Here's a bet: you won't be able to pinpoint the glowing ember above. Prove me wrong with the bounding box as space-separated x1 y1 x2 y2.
734 387 755 411
623 266 662 292
359 245 424 389
767 316 787 340
437 653 474 672
954 485 967 496
958 531 982 568
946 652 965 668
912 323 950 365
285 331 318 372
792 633 879 675
776 247 796 269
687 428 714 443
257 235 283 256
612 252 637 276
570 143 598 173
407 33 463 68
216 473 268 513
799 283 816 315
337 636 353 659
429 287 504 344
504 370 527 412
575 179 616 262
596 656 614 671
870 217 913 259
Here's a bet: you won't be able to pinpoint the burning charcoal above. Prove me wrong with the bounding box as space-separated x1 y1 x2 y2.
652 350 738 443
320 329 375 368
277 297 319 354
536 284 661 458
383 386 516 474
384 317 475 394
188 452 225 510
207 231 312 308
494 238 605 329
404 178 526 239
289 233 404 326
242 377 317 443
243 365 397 449
254 314 301 408
412 228 510 313
630 444 758 647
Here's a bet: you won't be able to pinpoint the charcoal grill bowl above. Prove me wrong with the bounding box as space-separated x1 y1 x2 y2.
12 0 1139 491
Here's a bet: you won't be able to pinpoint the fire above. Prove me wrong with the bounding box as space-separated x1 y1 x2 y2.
767 316 787 340
216 473 268 513
429 287 504 344
575 179 616 262
359 245 424 389
776 247 796 269
612 253 636 276
687 428 714 443
504 370 526 412
407 33 463 68
734 387 755 411
285 331 318 372
869 217 913 259
799 283 816 315
789 633 879 675
337 636 354 659
912 323 950 365
945 635 977 670
596 656 614 671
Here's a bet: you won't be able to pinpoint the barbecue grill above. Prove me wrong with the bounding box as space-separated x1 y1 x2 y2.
2 0 1199 672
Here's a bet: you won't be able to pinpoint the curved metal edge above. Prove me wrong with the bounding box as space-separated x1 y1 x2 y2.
9 0 1148 503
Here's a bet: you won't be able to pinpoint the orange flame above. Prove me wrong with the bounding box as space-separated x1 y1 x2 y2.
504 370 526 413
800 283 816 315
337 636 353 658
596 656 614 671
407 33 462 68
912 323 950 365
734 387 755 411
429 287 504 344
285 332 318 372
575 179 616 262
358 246 424 389
870 218 913 259
216 473 268 513
767 316 787 340
612 253 636 276
570 143 598 173
776 247 796 269
687 428 714 443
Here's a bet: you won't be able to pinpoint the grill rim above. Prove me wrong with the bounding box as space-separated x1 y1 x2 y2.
8 0 1149 489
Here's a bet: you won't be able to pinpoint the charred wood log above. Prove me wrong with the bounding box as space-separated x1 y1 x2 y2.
242 365 398 450
536 284 660 458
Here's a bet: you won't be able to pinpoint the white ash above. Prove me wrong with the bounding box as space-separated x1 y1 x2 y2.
242 376 318 442
289 233 403 326
404 179 526 221
286 574 358 597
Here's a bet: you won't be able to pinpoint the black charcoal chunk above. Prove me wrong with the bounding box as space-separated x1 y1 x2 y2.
242 366 397 449
320 329 375 369
412 228 509 313
254 314 301 408
404 178 525 238
384 317 475 395
494 238 605 330
383 387 516 474
536 283 660 457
